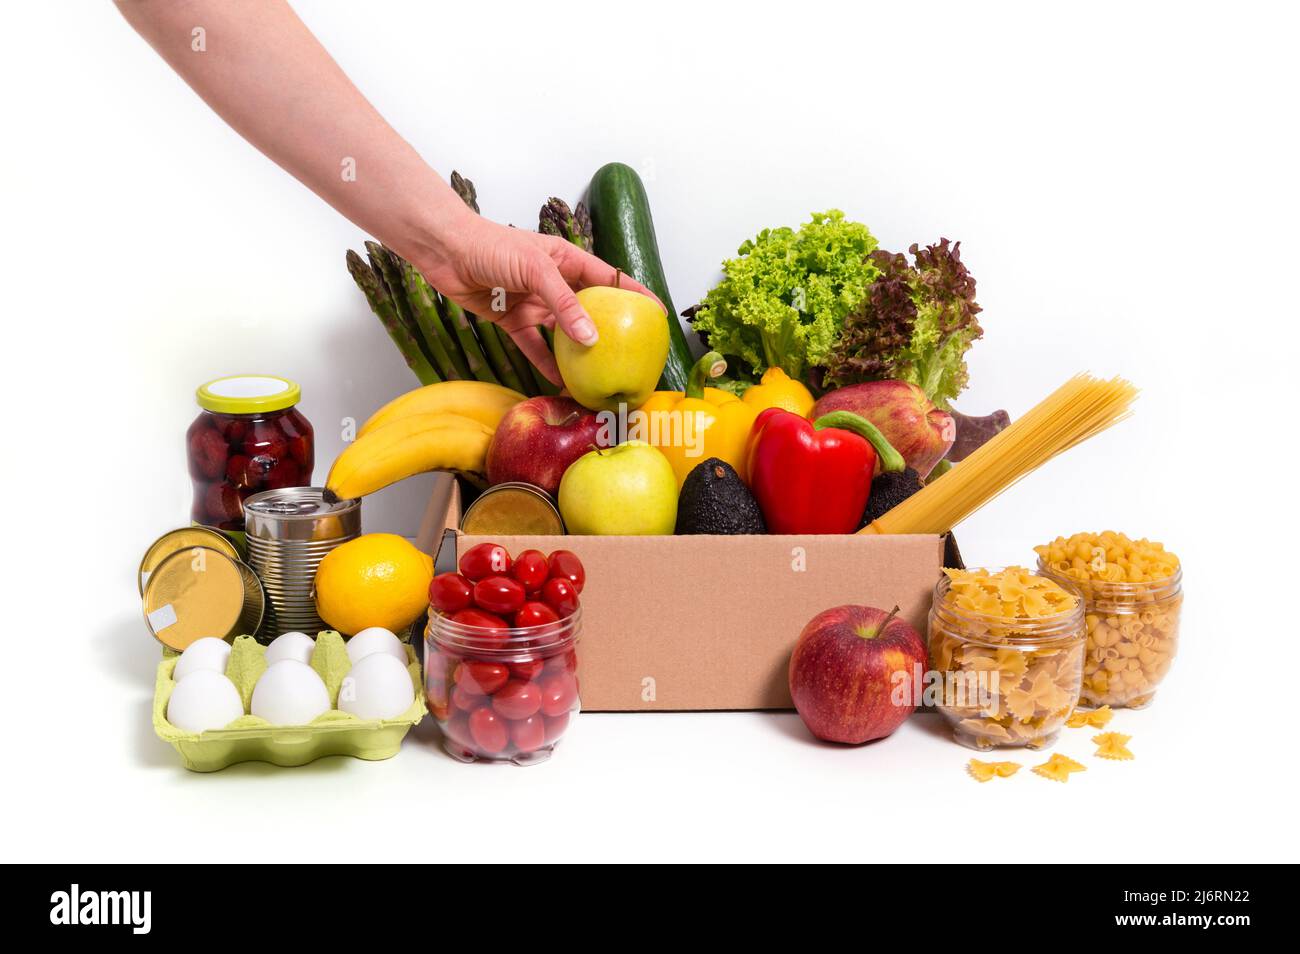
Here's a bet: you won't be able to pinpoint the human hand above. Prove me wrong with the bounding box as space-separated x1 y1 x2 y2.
410 208 663 384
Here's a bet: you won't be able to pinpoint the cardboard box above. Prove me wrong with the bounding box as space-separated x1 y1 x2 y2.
416 477 946 712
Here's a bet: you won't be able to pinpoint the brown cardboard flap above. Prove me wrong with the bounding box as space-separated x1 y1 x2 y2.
417 477 944 712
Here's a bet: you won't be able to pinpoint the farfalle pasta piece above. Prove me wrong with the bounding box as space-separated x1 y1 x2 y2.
968 759 1021 782
1066 705 1113 729
1032 753 1087 783
1092 732 1134 760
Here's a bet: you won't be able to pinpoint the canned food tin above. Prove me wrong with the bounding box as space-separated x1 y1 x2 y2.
460 482 565 535
142 547 265 651
243 487 361 640
138 526 241 596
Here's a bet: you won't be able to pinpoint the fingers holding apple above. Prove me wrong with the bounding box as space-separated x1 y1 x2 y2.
555 286 669 413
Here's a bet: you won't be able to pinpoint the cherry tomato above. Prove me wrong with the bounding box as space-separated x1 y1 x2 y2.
429 572 473 614
459 542 511 581
543 648 578 674
451 683 480 713
510 714 547 753
492 680 542 720
424 647 454 684
514 601 560 629
468 707 509 754
473 576 526 616
543 712 570 745
425 688 449 722
442 713 472 745
540 577 580 618
455 660 509 695
539 672 578 717
508 657 544 682
512 549 550 594
449 609 509 634
547 549 586 593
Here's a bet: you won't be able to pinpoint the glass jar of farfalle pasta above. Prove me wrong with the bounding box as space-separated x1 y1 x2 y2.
1035 532 1183 709
929 568 1086 751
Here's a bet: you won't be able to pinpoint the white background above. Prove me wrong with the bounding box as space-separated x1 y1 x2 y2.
2 0 1296 862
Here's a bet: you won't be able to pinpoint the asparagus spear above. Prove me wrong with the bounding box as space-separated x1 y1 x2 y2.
401 262 473 380
450 170 479 213
363 240 440 373
437 293 499 385
539 198 594 252
345 250 440 385
471 316 529 394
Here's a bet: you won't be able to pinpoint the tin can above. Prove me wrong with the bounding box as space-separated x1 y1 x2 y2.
460 482 565 536
139 526 242 596
142 547 265 651
243 487 361 640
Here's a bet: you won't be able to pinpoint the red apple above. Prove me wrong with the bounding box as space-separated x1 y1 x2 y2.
788 604 928 744
485 396 606 497
811 380 954 478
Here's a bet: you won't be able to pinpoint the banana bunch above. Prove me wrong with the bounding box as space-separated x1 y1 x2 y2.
326 381 524 500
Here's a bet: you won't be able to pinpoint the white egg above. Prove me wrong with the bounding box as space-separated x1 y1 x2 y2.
250 660 331 725
166 670 244 732
173 637 232 683
338 652 414 720
346 627 408 665
264 631 316 666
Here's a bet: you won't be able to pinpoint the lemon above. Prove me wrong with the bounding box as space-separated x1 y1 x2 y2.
314 533 433 636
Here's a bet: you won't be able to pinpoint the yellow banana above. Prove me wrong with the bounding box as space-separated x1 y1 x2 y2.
327 412 493 499
359 380 523 437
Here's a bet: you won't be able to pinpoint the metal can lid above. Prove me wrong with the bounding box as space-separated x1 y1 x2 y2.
460 482 565 536
138 526 241 596
243 487 362 542
141 547 265 651
196 375 300 415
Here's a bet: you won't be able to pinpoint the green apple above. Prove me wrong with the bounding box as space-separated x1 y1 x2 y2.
555 286 668 412
558 441 677 535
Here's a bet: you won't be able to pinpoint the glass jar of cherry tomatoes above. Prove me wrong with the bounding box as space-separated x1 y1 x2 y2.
425 543 585 765
187 376 314 533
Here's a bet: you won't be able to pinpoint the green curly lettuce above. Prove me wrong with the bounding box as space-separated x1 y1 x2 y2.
687 210 881 384
823 238 983 408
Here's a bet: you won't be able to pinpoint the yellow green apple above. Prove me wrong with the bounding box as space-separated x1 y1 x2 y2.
558 440 677 535
555 286 668 412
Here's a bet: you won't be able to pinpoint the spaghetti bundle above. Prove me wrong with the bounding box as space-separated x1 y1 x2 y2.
861 374 1138 535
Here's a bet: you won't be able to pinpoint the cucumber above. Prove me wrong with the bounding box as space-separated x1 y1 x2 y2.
587 162 694 392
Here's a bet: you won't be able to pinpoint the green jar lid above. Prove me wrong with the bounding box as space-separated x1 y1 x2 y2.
197 375 301 414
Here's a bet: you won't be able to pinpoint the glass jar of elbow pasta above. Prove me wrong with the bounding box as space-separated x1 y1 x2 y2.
929 567 1086 751
1035 532 1183 710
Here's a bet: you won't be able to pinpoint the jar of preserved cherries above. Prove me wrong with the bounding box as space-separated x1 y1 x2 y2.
187 376 314 533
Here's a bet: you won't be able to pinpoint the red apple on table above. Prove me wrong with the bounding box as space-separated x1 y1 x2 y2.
485 396 606 497
811 380 954 478
788 604 928 744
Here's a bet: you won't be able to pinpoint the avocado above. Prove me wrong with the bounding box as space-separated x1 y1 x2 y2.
676 458 767 535
859 467 923 528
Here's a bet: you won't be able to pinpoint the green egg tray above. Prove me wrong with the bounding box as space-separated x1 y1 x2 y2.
153 632 426 773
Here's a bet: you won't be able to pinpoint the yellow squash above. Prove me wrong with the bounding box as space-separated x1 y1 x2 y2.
639 352 757 486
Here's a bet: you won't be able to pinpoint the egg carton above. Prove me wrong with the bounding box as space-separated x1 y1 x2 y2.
153 632 426 772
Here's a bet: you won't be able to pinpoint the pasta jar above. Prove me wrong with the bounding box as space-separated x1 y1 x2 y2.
1035 533 1183 709
929 568 1085 751
425 606 581 766
187 376 315 533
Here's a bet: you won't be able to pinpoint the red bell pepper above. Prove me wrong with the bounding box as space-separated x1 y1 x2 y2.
746 409 905 534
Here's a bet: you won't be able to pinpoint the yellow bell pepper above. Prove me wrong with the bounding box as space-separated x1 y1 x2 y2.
741 366 815 417
638 352 757 487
